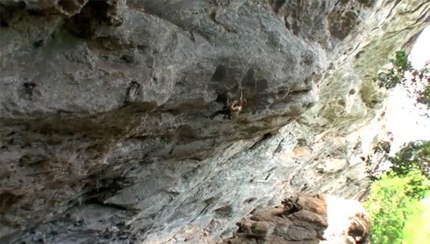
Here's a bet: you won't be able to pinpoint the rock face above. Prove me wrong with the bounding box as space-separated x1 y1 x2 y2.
221 194 370 244
0 0 428 243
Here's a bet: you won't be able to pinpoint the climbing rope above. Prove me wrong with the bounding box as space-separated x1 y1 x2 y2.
237 54 254 102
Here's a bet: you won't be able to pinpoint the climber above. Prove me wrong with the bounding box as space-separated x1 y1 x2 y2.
209 98 247 120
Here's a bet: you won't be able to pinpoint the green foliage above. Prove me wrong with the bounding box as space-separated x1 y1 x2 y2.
388 140 430 180
365 50 430 244
377 50 412 89
415 64 430 108
376 50 430 108
389 50 412 74
364 170 430 244
402 191 430 244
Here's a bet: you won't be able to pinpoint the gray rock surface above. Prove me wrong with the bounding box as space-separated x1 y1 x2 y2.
0 0 429 243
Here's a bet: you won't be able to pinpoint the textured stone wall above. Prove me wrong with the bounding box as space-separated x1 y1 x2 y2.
0 0 429 243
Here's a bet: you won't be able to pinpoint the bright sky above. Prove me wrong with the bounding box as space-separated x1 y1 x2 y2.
410 26 430 70
384 25 430 154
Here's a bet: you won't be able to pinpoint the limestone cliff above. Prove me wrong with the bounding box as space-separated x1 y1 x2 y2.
0 0 428 243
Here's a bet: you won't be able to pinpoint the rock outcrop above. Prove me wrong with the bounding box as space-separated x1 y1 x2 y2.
0 0 428 243
221 194 370 244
